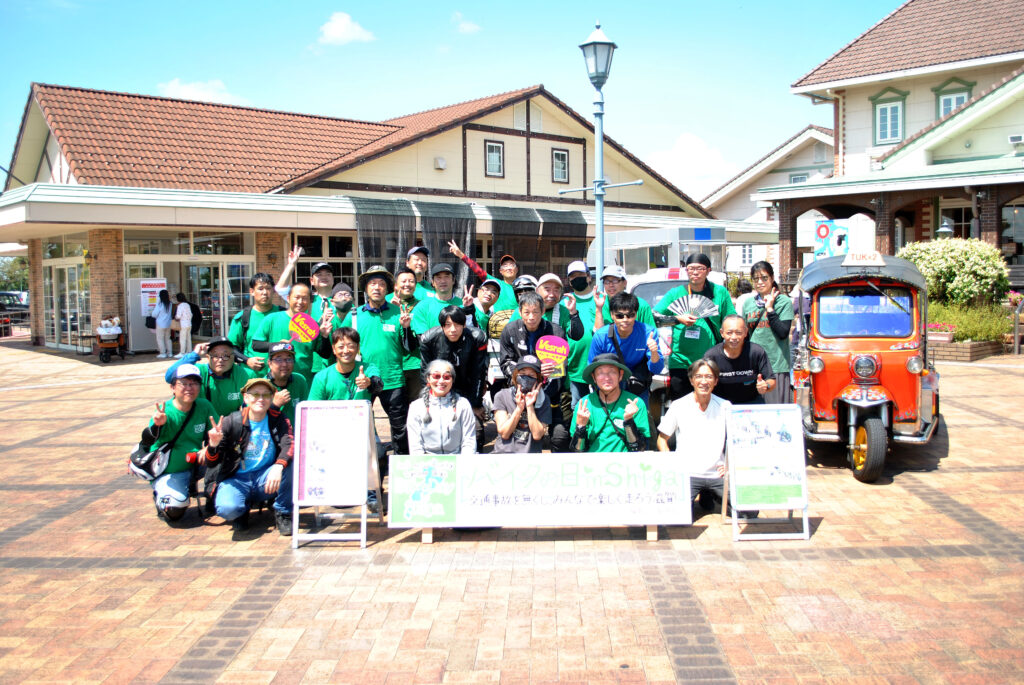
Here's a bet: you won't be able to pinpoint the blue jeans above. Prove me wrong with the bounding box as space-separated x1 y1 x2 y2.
215 463 293 521
152 470 191 511
569 381 591 410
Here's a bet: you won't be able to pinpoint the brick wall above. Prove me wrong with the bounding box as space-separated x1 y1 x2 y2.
874 192 894 255
255 232 287 279
27 239 43 345
920 199 934 241
87 229 124 352
778 200 797 272
928 340 1002 362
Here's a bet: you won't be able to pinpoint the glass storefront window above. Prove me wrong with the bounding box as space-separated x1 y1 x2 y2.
328 236 353 258
1002 204 1023 264
296 234 323 258
43 266 56 343
192 231 252 256
44 237 63 259
124 230 190 255
126 264 158 279
226 263 252 327
64 233 88 258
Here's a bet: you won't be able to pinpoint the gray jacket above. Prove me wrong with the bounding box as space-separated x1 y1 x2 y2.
407 393 477 455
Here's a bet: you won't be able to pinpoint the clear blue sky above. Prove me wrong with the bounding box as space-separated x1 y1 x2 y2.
0 0 900 200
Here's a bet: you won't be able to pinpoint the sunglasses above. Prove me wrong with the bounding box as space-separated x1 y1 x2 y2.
428 373 453 381
612 312 636 320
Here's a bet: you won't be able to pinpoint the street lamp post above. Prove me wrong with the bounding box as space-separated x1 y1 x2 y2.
559 23 642 287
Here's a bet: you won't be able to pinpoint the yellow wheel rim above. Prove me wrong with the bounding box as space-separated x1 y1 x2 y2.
852 425 868 470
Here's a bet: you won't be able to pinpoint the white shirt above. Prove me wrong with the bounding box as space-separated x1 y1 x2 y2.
175 301 192 327
657 393 731 478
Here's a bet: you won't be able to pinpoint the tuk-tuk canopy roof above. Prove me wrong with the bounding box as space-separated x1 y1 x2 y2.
798 255 927 294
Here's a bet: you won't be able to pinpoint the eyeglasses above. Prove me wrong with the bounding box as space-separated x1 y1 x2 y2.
612 312 636 320
210 354 233 361
176 379 200 388
685 266 708 273
246 392 274 400
692 374 716 381
428 373 453 381
751 275 772 283
270 357 294 364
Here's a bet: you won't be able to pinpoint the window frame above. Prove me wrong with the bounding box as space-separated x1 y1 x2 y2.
551 148 569 184
789 173 809 184
869 87 909 146
484 140 505 178
932 77 975 120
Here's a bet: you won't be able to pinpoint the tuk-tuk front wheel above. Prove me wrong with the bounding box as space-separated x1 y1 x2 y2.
851 416 886 483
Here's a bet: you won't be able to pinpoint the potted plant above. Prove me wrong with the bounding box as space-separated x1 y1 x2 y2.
926 322 956 343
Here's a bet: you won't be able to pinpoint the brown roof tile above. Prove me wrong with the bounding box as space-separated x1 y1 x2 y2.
32 83 398 192
793 0 1024 89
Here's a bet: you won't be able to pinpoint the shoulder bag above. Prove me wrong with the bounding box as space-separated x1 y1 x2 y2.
129 404 196 481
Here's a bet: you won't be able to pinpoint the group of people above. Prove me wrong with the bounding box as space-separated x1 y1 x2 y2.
151 290 200 359
139 242 794 532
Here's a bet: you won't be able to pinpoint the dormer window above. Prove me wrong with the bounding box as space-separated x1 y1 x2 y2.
932 77 975 120
869 87 909 145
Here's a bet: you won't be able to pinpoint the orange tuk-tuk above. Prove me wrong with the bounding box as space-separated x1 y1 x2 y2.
792 253 940 482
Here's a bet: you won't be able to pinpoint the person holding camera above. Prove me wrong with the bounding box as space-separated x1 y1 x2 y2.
588 292 664 404
491 355 551 453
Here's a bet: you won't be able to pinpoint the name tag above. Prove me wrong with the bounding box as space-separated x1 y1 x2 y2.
684 328 701 339
228 392 241 400
382 324 396 332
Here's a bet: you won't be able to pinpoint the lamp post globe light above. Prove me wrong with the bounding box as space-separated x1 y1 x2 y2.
559 23 641 289
937 216 955 239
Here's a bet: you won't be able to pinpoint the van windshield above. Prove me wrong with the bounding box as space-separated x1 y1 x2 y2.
817 286 913 337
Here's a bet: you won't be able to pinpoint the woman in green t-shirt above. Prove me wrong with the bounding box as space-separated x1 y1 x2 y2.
742 261 794 405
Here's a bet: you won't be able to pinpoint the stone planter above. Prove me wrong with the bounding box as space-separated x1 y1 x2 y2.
926 331 954 343
928 340 1002 362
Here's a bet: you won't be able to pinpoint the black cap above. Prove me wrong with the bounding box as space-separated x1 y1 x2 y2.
407 245 429 258
206 336 234 353
268 341 295 358
514 354 542 377
310 262 333 275
431 263 456 278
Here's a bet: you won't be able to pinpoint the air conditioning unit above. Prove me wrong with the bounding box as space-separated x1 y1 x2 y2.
1009 134 1024 145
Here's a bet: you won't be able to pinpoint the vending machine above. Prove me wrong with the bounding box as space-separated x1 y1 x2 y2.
126 278 167 352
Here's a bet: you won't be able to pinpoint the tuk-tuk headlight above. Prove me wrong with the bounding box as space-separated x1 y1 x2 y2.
808 356 825 374
853 355 878 378
906 355 924 374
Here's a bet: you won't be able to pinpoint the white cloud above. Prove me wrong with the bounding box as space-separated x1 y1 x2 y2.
645 132 742 202
156 79 249 106
318 11 374 45
452 11 480 34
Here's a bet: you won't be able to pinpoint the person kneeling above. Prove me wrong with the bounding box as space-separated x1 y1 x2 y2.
204 377 295 536
571 353 649 452
492 355 550 453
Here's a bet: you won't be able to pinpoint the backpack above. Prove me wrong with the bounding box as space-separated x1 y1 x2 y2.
189 302 203 330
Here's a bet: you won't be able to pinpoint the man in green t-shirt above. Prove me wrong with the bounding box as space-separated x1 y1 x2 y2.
164 337 256 418
309 327 382 402
406 246 436 301
411 263 463 336
226 272 282 372
340 266 416 455
391 267 423 403
653 253 736 400
141 363 220 523
251 282 332 384
265 341 309 425
571 354 650 453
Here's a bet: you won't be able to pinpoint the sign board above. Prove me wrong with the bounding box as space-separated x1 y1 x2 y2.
534 335 569 378
841 250 887 267
813 220 849 260
726 404 809 540
289 312 320 343
389 452 692 531
292 400 381 547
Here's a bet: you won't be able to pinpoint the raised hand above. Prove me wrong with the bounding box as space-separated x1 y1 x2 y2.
764 289 778 312
286 245 302 265
623 397 640 422
515 385 527 410
647 330 659 354
563 294 577 316
273 388 291 407
447 240 464 259
594 290 606 310
462 285 475 307
207 416 225 447
524 384 541 408
152 402 167 427
576 398 591 427
193 342 209 356
399 303 412 329
540 359 557 377
755 373 769 395
320 306 334 337
355 365 371 390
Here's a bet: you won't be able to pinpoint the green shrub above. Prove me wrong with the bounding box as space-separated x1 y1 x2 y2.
928 301 1012 341
897 239 1009 305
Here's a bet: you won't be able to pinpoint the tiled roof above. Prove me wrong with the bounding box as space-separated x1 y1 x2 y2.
280 85 542 190
879 63 1024 162
29 83 398 192
702 125 833 204
793 0 1024 89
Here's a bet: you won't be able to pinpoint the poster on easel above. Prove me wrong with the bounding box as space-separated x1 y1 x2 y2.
292 400 381 548
726 404 809 541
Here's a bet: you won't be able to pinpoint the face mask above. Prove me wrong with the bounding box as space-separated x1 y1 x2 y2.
517 375 538 393
569 276 589 293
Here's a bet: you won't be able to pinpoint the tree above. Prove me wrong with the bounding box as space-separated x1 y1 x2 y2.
0 257 28 292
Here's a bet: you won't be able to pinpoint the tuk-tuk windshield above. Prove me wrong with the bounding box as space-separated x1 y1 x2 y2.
817 286 913 338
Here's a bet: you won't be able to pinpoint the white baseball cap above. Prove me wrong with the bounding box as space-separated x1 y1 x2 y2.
537 273 562 287
601 265 627 280
566 260 589 276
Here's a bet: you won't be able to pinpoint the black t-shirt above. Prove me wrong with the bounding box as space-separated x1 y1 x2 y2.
704 341 774 405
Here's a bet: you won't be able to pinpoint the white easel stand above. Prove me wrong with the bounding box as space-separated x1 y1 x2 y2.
292 455 384 549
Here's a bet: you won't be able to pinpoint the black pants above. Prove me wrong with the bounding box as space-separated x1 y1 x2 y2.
375 386 409 458
668 368 694 401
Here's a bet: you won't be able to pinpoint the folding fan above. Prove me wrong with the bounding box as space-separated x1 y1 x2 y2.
666 294 720 319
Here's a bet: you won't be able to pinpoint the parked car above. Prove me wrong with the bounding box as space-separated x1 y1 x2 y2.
0 291 28 326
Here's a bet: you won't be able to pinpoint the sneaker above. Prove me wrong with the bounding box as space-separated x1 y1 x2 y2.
231 509 250 532
156 354 167 359
274 510 293 536
174 353 184 358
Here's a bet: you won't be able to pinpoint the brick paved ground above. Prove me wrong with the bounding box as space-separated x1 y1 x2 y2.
0 336 1022 684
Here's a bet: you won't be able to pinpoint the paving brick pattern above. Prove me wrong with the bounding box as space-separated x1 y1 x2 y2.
0 339 1023 683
